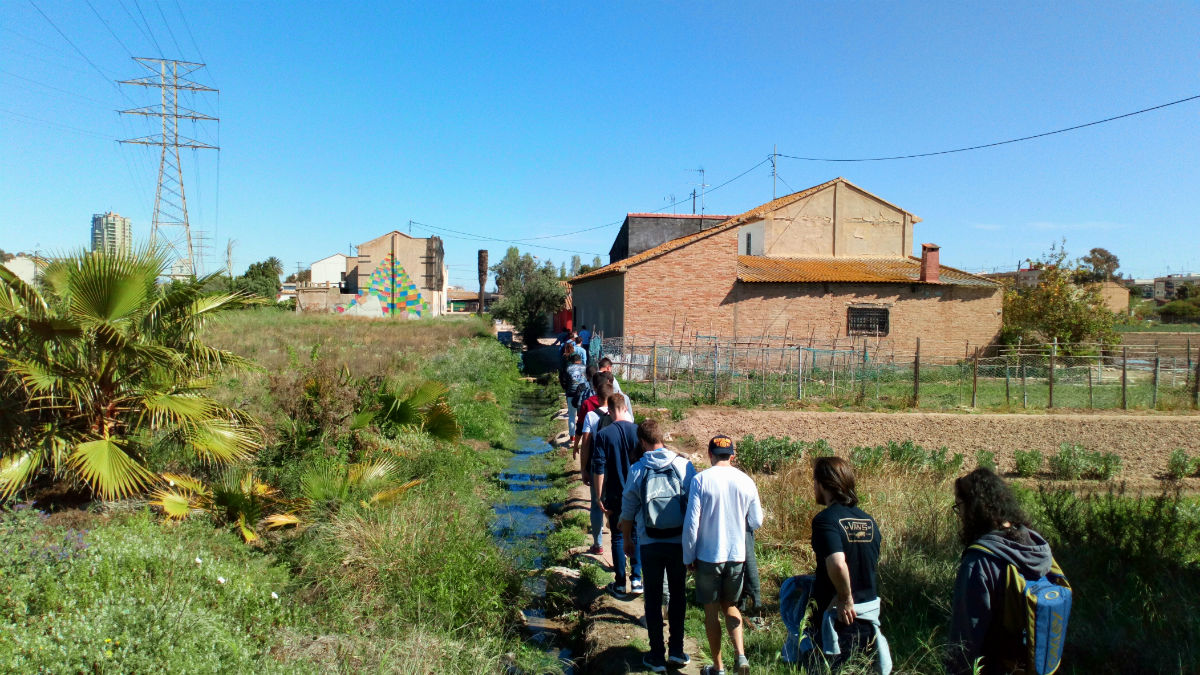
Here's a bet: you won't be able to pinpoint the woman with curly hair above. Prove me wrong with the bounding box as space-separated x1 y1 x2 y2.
946 468 1058 674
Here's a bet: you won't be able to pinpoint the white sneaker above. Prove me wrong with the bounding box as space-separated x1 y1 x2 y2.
629 579 644 595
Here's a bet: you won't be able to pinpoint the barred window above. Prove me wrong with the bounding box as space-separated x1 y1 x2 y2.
847 307 889 336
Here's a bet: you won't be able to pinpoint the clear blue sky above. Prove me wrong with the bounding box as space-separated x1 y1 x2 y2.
2 1 1198 286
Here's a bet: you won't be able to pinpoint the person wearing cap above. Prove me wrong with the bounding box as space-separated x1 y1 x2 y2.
682 435 764 675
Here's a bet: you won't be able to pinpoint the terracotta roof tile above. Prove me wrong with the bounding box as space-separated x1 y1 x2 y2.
736 255 1000 287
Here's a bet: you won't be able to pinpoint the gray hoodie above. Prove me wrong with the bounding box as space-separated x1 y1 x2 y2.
946 526 1054 675
618 448 697 545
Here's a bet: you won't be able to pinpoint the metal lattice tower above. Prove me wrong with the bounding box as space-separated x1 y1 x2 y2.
119 58 218 277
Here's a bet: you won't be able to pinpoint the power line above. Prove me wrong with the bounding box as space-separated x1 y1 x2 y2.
114 0 158 54
173 0 210 82
130 0 164 56
509 156 772 242
155 1 186 58
27 0 119 84
83 0 135 58
410 220 604 256
0 68 112 105
778 93 1200 162
0 108 115 140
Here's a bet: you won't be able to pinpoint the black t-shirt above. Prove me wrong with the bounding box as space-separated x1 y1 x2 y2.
811 503 881 615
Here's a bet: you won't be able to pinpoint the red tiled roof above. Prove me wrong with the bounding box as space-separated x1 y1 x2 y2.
624 213 736 219
736 255 999 287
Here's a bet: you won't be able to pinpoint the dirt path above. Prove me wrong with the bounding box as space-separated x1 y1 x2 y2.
670 408 1200 480
553 423 703 674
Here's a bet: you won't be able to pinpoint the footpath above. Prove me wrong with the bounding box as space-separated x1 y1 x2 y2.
551 410 703 675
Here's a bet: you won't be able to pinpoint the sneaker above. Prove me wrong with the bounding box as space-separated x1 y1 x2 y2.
699 666 725 675
735 654 750 675
604 581 626 598
588 544 604 555
667 652 691 666
629 579 644 595
641 654 667 673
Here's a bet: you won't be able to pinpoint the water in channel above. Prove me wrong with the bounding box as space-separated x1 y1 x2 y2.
491 402 575 673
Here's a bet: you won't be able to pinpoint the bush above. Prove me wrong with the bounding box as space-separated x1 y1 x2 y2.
1014 449 1043 477
850 444 886 471
1049 443 1122 480
886 440 927 468
735 435 810 474
976 450 997 473
927 446 965 477
427 339 522 444
1168 449 1200 479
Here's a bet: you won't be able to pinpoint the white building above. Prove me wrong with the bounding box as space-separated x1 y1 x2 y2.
311 253 348 288
91 212 132 255
4 255 40 284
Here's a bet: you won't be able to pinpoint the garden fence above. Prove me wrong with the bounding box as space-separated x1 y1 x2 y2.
592 333 1200 411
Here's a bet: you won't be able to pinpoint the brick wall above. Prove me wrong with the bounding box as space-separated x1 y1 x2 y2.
621 226 1003 357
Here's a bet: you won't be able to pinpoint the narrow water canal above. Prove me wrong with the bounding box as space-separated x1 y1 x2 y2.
491 401 575 672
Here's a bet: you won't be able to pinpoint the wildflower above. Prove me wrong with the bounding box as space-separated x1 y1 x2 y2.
271 592 279 599
105 650 113 658
194 557 202 564
217 576 226 584
105 638 111 643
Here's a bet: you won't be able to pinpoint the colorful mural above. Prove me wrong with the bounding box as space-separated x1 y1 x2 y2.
336 253 430 318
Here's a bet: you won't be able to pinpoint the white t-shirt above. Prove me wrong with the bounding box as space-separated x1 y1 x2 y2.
582 393 632 436
682 464 764 565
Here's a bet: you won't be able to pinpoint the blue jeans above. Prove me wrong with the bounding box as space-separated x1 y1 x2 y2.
641 542 687 660
566 397 579 438
589 486 604 546
609 514 641 585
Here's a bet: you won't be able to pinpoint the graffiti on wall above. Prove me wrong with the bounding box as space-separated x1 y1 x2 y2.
336 253 430 317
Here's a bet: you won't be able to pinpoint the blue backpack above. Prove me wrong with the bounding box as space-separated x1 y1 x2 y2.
969 543 1072 675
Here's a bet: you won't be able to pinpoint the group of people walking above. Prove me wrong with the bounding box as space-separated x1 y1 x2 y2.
557 343 1069 675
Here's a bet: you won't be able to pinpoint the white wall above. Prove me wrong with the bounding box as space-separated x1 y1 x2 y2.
311 254 347 287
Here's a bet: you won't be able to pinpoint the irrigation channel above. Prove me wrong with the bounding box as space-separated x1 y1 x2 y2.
491 400 577 673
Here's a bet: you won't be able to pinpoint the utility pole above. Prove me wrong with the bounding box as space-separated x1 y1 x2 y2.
690 189 697 215
119 58 218 279
477 249 488 317
408 219 413 235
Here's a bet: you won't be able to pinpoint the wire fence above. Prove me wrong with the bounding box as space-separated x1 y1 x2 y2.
593 334 1200 411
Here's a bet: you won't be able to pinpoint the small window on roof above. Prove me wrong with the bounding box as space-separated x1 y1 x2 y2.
848 307 889 336
745 233 752 255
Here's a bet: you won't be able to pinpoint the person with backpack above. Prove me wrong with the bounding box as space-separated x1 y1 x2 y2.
591 394 642 597
618 419 697 673
682 435 763 675
561 350 587 446
809 456 891 674
578 378 617 554
947 468 1071 675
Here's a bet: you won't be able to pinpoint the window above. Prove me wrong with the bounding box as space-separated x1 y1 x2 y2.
847 307 889 336
745 233 752 255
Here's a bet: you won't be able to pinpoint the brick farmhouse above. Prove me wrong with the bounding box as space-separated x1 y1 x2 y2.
569 178 1003 358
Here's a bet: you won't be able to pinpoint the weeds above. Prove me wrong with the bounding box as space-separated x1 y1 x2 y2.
735 435 817 473
1168 449 1200 479
1048 443 1123 480
975 450 997 473
1014 449 1044 477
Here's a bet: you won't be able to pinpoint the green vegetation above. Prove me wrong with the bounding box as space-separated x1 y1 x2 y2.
1000 241 1120 349
0 253 557 674
734 435 830 473
1014 449 1044 477
489 246 567 341
1167 449 1200 479
0 249 260 500
1047 442 1122 480
975 449 997 473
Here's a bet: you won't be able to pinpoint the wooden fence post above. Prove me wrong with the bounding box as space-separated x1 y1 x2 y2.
1121 346 1128 410
971 347 980 408
1087 364 1094 409
1048 344 1056 409
1021 361 1028 408
1192 346 1200 409
1005 364 1011 406
652 341 658 401
712 343 720 404
859 346 869 403
1153 355 1160 409
912 338 921 408
797 347 804 400
1189 338 1194 389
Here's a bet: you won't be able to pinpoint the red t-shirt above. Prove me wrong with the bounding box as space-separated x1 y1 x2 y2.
576 395 602 435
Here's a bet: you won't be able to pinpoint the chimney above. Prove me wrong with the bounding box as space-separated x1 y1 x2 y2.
920 243 940 283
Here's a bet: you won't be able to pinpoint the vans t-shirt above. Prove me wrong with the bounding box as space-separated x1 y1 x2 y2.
811 503 881 614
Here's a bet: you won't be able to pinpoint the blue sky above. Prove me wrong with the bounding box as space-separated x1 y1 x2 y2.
2 1 1198 286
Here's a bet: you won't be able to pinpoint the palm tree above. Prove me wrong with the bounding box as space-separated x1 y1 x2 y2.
0 248 262 500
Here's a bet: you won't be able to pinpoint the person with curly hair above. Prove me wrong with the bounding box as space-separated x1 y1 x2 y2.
947 468 1057 674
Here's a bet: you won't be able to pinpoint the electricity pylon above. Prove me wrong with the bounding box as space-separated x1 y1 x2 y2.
119 58 218 278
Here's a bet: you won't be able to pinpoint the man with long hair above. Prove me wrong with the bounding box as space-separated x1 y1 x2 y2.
809 456 889 673
947 468 1059 674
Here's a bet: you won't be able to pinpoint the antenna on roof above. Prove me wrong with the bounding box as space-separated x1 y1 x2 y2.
693 168 709 214
665 194 676 215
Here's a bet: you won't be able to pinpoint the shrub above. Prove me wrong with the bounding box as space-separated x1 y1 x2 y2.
1049 443 1122 480
927 446 965 477
886 440 927 468
736 435 810 474
1168 449 1199 479
1014 449 1043 477
976 450 997 473
849 445 886 471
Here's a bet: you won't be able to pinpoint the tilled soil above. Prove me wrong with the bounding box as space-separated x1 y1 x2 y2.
671 408 1200 481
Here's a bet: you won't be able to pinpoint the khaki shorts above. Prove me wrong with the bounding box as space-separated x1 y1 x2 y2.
694 560 744 605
